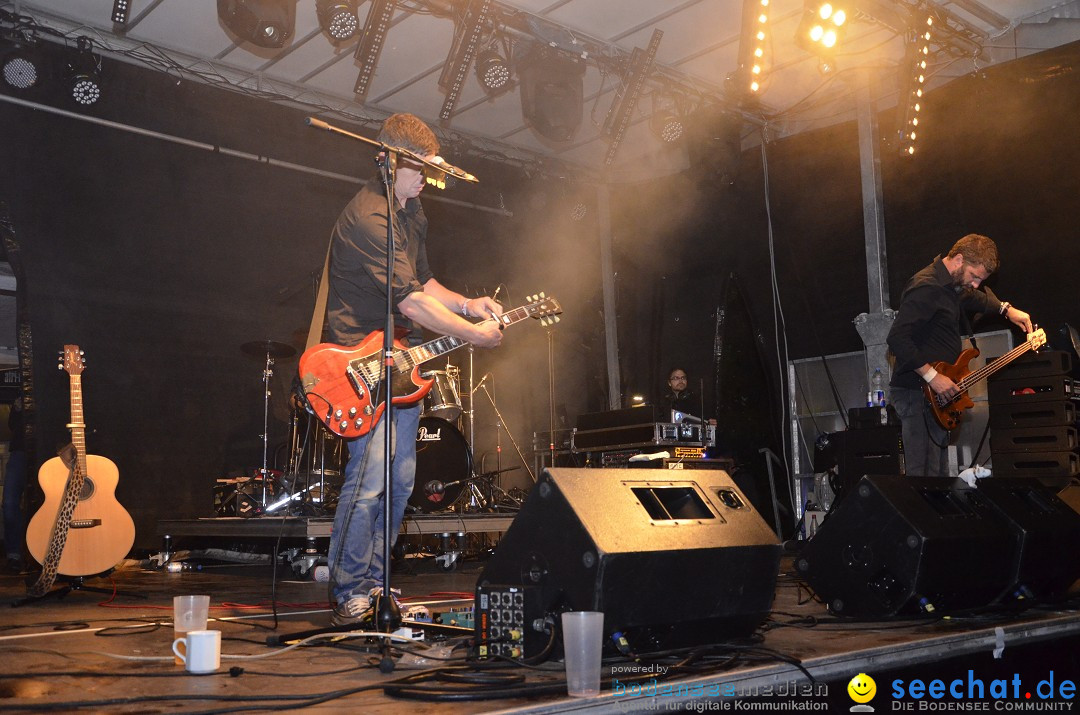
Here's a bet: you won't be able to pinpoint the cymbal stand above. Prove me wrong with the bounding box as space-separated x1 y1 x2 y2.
258 349 275 508
466 344 475 448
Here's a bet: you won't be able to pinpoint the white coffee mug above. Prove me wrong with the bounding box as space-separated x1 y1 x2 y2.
172 629 221 673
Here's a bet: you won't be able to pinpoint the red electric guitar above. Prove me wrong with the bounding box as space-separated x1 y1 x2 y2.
298 293 562 439
925 328 1047 430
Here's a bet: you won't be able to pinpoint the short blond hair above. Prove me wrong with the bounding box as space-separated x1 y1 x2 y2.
377 113 439 156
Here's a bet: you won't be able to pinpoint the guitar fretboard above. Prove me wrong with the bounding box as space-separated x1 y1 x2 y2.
942 337 1040 407
69 375 88 476
397 305 534 372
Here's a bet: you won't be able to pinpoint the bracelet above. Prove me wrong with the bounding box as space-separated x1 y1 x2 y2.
922 367 938 383
999 301 1011 315
461 299 469 317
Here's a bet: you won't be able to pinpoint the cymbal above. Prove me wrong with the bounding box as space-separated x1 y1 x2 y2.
241 340 297 359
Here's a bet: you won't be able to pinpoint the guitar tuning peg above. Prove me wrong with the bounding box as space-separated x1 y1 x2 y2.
554 316 560 323
527 294 535 302
539 291 545 298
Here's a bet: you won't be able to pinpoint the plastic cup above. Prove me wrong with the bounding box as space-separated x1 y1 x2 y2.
561 611 604 697
173 595 210 665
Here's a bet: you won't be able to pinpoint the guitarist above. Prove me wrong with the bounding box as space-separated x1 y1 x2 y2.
324 113 503 626
886 234 1033 477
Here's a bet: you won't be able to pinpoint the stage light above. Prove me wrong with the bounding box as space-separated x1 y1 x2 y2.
111 0 131 26
217 0 295 49
316 0 359 43
475 48 510 94
1 32 43 91
66 38 102 106
898 14 933 157
796 0 849 57
649 93 686 143
517 44 586 142
352 0 395 100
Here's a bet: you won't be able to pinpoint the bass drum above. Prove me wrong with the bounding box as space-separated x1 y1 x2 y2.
409 416 472 513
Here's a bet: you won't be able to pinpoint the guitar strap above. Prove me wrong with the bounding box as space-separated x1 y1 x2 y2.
306 243 332 351
26 443 81 598
959 304 977 352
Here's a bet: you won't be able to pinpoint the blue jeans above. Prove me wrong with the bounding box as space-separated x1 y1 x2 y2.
328 404 420 605
2 451 28 559
890 386 949 477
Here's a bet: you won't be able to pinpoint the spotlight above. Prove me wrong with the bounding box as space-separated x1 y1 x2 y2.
1 32 43 91
517 45 585 142
796 0 848 56
66 38 102 106
650 111 684 143
111 0 131 25
316 0 358 44
475 48 510 94
217 0 295 49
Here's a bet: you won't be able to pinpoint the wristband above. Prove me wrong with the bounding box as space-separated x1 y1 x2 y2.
999 301 1011 315
922 367 938 383
461 299 469 317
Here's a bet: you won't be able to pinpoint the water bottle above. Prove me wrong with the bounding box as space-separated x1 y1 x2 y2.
869 368 886 407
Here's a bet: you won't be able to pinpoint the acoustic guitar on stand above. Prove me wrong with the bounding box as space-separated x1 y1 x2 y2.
299 293 562 439
25 345 135 594
925 328 1046 431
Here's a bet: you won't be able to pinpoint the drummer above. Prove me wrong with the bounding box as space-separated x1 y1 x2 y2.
324 113 504 626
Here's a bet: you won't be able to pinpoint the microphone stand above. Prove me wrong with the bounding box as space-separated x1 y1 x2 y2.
272 118 480 668
476 381 537 483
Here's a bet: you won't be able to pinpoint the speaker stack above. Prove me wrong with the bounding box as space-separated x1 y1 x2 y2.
796 475 1080 617
988 350 1079 479
474 468 781 659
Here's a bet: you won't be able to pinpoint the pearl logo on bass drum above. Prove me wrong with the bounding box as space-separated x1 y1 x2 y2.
417 425 443 442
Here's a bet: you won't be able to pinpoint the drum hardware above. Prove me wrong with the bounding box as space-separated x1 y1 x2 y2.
422 364 463 422
283 392 345 517
239 340 297 510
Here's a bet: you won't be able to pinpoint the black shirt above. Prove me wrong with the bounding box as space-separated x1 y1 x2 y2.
887 256 1001 390
326 179 434 346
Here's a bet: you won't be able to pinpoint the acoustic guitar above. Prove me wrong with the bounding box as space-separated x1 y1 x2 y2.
26 345 135 589
299 293 562 439
925 328 1047 430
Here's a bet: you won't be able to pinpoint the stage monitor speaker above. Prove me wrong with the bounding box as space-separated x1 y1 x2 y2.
795 475 1014 617
974 478 1080 605
475 468 780 658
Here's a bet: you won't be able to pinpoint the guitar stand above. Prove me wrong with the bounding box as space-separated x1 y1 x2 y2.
12 573 148 607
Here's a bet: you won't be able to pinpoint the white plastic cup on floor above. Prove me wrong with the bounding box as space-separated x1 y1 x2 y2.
561 611 604 697
173 595 210 665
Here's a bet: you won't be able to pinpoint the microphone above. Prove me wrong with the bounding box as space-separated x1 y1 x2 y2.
424 481 445 503
431 156 479 183
470 373 492 395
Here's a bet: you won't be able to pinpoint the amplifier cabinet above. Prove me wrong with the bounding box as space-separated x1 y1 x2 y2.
990 426 1078 453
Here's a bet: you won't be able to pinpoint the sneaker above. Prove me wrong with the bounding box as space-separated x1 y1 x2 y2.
368 586 402 608
331 593 372 626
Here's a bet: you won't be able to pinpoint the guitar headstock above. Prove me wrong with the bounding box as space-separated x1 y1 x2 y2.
61 344 85 376
525 292 563 327
1028 327 1047 350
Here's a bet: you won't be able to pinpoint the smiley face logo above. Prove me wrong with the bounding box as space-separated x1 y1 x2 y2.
847 673 877 704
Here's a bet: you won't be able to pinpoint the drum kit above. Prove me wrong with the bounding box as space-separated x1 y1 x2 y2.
233 342 520 517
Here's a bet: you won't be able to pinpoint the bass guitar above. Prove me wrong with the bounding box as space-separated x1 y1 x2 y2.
299 293 562 439
26 346 135 593
925 328 1047 430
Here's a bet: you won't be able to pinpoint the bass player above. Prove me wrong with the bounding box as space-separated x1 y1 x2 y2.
886 234 1033 477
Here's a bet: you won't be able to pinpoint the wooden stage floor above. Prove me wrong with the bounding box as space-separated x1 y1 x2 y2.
0 553 1078 713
